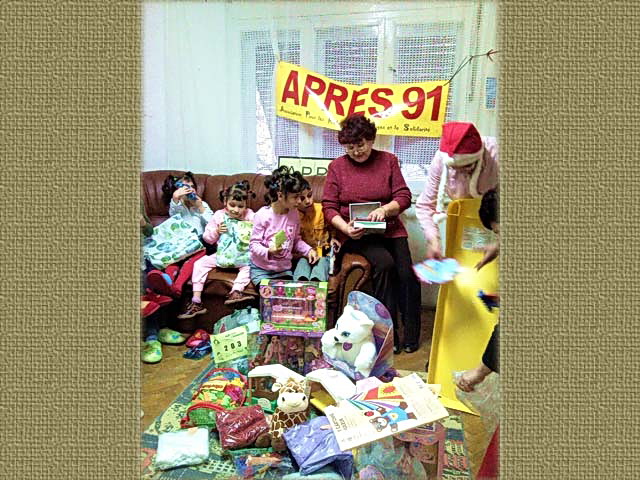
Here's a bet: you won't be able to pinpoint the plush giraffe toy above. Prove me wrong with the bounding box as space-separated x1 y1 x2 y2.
255 377 309 452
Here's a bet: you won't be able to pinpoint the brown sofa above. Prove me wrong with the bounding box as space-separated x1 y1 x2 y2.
142 170 371 333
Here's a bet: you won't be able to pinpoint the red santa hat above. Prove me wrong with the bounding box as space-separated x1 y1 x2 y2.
439 122 484 167
434 122 485 224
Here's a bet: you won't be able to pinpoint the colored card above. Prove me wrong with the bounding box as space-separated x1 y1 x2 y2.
211 327 248 363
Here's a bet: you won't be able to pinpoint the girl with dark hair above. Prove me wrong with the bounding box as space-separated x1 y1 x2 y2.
146 172 213 298
322 114 422 354
178 181 257 317
249 166 318 285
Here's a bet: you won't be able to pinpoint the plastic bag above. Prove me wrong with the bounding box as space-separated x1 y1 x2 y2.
216 405 270 450
453 370 500 437
228 447 294 479
154 427 209 470
282 416 354 479
352 435 427 480
212 307 262 374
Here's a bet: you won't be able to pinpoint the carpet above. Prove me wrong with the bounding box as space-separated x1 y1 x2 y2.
441 414 472 479
142 362 472 479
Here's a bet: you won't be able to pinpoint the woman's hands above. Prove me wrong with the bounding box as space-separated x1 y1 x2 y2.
344 220 365 240
367 206 386 222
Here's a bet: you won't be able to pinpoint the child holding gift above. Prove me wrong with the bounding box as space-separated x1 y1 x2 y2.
178 181 256 318
146 172 213 297
249 166 318 286
293 177 340 281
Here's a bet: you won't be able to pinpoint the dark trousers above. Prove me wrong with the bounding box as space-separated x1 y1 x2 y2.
342 236 422 347
482 324 499 373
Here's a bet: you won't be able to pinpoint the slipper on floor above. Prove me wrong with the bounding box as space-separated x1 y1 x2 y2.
158 328 186 345
186 329 210 348
183 342 211 360
142 340 162 363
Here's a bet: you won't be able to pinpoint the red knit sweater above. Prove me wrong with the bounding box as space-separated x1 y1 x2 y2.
322 149 412 241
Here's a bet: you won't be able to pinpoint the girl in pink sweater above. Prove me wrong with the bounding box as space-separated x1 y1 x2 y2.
249 166 318 285
178 181 256 319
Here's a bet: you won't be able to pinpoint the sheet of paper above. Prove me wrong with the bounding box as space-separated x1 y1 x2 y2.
325 373 449 451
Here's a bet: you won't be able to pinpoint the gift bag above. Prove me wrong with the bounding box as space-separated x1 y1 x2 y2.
143 215 204 269
180 368 247 429
282 416 354 478
216 405 270 450
216 217 253 268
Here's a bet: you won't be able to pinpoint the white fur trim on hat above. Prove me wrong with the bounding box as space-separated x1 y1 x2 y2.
434 145 485 222
441 146 484 167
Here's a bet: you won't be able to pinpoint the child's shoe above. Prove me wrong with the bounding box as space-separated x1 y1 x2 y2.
141 300 160 318
143 290 173 307
142 340 163 363
164 265 180 281
183 342 212 360
177 301 208 319
146 270 174 297
185 329 210 348
224 290 254 306
158 328 187 345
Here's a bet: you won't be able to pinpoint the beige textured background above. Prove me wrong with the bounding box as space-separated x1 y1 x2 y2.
2 0 638 478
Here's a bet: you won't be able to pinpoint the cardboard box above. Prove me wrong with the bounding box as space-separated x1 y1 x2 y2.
259 279 328 337
349 202 387 235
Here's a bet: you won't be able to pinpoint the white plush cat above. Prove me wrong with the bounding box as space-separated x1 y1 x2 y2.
321 305 376 378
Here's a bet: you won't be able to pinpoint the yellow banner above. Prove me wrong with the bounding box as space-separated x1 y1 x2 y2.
275 61 449 137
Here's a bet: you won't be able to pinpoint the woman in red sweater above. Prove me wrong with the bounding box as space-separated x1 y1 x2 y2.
322 114 422 354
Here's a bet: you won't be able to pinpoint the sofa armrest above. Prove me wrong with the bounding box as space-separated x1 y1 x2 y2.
327 252 371 327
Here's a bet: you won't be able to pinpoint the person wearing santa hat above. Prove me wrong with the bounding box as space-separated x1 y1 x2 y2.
415 122 499 259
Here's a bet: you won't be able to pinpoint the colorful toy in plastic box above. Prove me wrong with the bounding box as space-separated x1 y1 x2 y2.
259 279 328 337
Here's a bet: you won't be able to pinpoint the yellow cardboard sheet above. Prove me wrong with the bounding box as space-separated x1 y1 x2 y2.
427 199 499 414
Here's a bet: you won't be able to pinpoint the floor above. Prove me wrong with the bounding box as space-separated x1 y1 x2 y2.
141 307 493 477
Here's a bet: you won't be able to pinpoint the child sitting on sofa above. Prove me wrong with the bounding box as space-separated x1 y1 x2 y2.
293 177 341 281
178 181 257 319
146 172 213 297
249 166 318 286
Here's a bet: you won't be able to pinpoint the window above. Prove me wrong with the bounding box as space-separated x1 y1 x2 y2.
236 4 491 187
241 30 300 173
